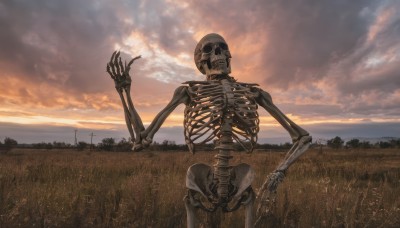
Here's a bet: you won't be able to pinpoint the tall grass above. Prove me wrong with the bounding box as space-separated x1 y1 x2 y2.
0 149 399 227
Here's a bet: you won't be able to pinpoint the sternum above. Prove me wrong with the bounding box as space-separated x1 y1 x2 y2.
213 79 235 199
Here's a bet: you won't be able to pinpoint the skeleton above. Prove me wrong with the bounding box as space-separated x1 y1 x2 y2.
106 33 312 228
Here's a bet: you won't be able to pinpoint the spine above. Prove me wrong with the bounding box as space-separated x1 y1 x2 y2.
214 119 233 199
214 79 234 200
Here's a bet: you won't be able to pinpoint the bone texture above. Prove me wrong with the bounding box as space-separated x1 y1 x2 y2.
106 33 312 228
255 135 312 224
183 79 259 153
106 51 144 147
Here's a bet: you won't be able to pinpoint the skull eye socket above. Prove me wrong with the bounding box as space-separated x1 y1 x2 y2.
202 44 213 53
219 43 228 50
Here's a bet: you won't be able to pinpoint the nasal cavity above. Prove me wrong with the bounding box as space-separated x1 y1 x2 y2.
215 47 221 55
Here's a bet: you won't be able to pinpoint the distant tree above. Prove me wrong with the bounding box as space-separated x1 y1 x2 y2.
346 139 360 149
281 142 293 150
161 139 170 148
378 141 392 149
0 137 17 153
116 138 132 152
52 141 69 149
4 137 18 150
98 138 116 151
160 140 177 151
32 142 42 149
77 141 88 151
359 141 372 149
32 142 54 150
389 139 400 148
45 142 53 150
258 143 290 151
327 136 344 149
149 141 160 151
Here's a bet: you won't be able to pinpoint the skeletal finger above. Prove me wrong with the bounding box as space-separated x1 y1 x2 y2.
118 57 124 73
126 55 141 71
109 51 117 76
114 51 121 75
127 58 134 68
109 51 117 64
106 64 115 79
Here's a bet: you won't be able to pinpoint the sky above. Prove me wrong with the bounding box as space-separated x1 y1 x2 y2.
0 0 399 145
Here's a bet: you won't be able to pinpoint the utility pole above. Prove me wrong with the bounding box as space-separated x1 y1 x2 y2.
316 138 326 154
74 129 78 147
90 132 96 151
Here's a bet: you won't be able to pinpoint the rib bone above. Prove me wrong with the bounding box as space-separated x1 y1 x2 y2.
183 79 259 153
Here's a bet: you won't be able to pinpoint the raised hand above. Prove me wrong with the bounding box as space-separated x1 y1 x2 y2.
106 51 145 150
106 51 141 92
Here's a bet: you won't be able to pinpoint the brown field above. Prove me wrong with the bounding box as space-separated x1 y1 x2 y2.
0 148 399 227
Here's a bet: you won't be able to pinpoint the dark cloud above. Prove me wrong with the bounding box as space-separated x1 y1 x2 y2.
187 0 377 86
339 62 400 96
0 0 120 95
325 2 400 116
183 0 400 118
0 0 197 96
256 0 375 88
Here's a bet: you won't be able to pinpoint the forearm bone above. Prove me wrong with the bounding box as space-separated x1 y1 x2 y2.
255 88 312 186
106 51 145 147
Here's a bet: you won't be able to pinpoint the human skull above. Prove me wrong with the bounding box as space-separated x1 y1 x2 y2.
194 33 232 76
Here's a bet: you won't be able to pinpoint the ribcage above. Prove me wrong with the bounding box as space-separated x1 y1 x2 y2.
183 80 260 152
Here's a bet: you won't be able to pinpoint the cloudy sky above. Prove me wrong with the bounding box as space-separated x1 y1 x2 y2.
0 0 399 145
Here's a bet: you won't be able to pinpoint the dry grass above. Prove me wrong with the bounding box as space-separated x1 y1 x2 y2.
0 148 399 227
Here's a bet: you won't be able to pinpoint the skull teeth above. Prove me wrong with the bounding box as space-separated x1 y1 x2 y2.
212 59 226 69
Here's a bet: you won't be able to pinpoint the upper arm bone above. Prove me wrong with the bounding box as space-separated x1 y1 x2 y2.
256 89 309 141
144 86 190 138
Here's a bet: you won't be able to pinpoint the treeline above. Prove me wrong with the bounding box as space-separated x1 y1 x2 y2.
326 136 400 150
1 136 400 153
0 137 295 152
0 137 18 153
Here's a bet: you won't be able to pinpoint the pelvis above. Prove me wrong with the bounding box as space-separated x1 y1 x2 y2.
186 163 255 212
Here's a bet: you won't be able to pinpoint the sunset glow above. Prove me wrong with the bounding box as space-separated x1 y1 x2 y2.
1 0 399 144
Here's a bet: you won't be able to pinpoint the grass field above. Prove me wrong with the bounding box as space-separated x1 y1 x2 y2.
0 148 399 227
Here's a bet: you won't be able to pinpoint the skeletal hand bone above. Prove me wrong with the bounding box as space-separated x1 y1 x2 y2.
254 170 284 223
257 135 311 195
106 51 145 149
255 135 311 224
136 133 152 151
106 51 141 91
265 170 285 193
131 131 150 151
